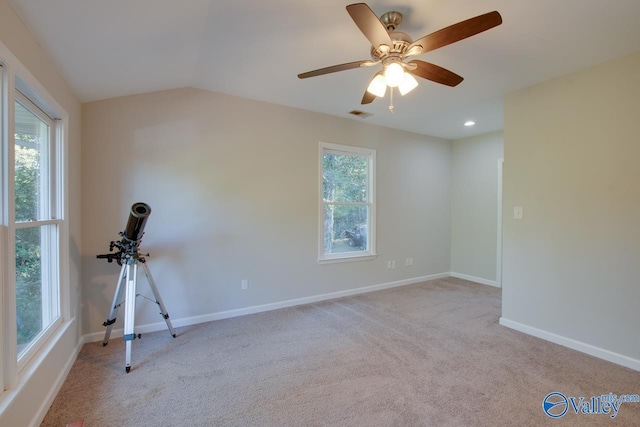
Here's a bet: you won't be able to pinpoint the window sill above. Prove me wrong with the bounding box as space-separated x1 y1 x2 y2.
318 253 378 264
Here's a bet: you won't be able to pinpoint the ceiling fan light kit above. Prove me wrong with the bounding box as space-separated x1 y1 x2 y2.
398 73 418 96
382 62 404 87
367 74 386 97
298 3 503 112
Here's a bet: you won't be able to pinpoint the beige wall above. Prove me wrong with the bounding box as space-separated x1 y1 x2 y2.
502 52 640 365
450 131 503 284
81 88 452 335
0 0 82 425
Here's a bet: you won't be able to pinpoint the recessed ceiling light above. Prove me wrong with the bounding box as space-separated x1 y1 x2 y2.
464 121 476 127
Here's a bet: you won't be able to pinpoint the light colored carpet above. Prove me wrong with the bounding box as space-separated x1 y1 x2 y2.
42 278 640 426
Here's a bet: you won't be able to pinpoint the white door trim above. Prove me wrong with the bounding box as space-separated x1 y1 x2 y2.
496 158 504 287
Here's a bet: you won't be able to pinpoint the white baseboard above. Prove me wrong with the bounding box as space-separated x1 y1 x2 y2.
499 317 640 372
450 272 500 288
84 272 450 343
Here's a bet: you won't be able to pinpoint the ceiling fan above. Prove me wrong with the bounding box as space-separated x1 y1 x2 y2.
298 3 502 110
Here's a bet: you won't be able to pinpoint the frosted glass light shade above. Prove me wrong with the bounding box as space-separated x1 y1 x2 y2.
367 74 387 98
398 73 418 95
384 63 404 87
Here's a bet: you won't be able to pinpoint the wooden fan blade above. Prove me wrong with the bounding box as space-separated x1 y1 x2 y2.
346 3 392 50
407 11 502 56
407 60 464 87
361 89 376 105
298 60 373 79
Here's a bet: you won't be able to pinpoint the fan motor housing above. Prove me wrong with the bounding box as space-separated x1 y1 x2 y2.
370 32 412 60
370 11 413 61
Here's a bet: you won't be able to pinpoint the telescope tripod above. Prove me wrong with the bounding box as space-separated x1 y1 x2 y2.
102 255 176 373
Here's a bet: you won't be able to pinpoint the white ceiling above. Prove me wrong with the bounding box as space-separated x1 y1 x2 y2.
7 0 640 139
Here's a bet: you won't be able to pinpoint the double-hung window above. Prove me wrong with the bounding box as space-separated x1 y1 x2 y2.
13 91 62 363
1 44 67 387
319 142 376 262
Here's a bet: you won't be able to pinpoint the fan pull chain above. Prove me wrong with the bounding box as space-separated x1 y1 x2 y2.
389 87 395 114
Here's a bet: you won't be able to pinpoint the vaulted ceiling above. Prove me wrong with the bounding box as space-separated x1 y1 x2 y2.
8 0 640 139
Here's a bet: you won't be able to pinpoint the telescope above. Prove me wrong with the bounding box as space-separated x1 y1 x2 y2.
97 201 176 372
97 202 151 265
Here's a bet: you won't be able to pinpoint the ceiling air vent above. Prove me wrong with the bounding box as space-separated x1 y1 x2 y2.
348 110 373 119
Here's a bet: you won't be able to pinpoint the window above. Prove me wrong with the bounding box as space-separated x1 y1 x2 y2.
0 43 67 388
0 63 4 391
14 92 61 362
319 142 376 262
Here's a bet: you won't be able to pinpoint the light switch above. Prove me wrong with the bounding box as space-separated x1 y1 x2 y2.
513 206 523 220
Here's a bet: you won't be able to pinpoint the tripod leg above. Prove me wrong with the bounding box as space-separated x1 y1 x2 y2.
141 261 176 338
123 263 138 373
103 263 127 346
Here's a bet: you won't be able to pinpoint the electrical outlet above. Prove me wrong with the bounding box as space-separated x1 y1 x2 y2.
241 279 248 290
514 206 523 220
409 258 413 266
391 260 396 269
387 261 392 270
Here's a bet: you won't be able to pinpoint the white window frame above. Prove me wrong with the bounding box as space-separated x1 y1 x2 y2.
318 142 376 263
0 61 6 391
13 91 62 368
0 41 69 391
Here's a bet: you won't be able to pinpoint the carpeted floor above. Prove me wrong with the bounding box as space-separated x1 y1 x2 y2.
42 278 640 426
